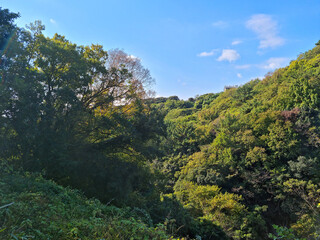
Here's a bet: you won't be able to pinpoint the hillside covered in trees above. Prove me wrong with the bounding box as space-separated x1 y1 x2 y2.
1 7 320 239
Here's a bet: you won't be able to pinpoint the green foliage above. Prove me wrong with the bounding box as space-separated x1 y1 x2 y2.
233 79 259 103
288 156 319 179
268 225 304 240
194 93 220 109
174 180 266 239
0 166 169 240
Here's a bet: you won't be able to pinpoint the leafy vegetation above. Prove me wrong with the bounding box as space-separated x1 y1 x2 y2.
1 7 320 239
0 163 170 240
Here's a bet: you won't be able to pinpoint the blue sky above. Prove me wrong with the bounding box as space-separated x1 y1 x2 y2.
2 0 320 99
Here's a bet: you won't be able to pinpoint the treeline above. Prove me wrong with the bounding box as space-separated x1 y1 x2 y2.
1 6 320 239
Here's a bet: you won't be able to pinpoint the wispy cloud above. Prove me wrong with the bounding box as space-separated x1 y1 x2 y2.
237 73 242 78
261 57 290 70
246 14 284 49
50 18 56 24
212 20 228 28
235 64 251 69
177 79 187 86
197 49 219 57
231 40 242 46
217 49 240 62
235 58 289 71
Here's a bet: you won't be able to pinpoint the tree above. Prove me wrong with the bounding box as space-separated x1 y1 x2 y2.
0 19 159 206
85 48 154 109
0 8 19 51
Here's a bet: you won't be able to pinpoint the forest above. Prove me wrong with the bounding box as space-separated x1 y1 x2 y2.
1 7 320 240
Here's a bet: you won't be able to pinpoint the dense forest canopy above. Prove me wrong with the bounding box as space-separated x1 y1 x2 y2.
1 7 320 240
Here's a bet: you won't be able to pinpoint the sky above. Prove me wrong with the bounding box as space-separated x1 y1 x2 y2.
2 0 320 99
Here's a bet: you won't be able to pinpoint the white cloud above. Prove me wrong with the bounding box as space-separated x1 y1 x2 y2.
231 40 242 46
246 14 285 49
217 49 240 62
212 21 228 28
50 18 56 24
261 57 290 70
237 73 242 78
197 49 219 57
235 64 251 69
